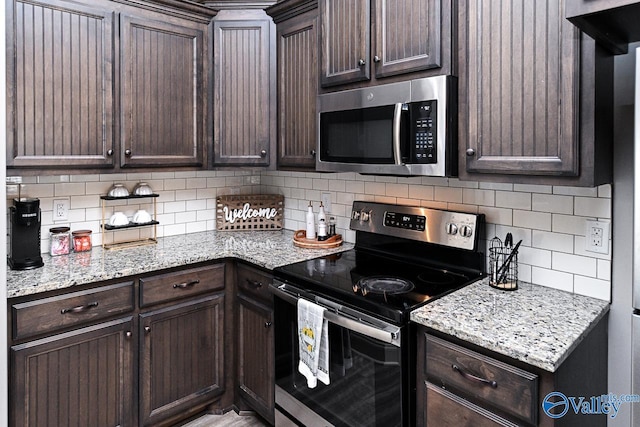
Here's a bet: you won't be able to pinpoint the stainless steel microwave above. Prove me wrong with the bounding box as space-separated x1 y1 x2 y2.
317 75 456 176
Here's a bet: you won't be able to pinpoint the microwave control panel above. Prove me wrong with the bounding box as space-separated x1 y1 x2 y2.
411 101 437 163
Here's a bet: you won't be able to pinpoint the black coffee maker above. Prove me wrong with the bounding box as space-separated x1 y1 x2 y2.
9 198 44 270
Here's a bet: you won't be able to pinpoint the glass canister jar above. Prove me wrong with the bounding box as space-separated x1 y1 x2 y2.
50 227 71 256
72 230 93 252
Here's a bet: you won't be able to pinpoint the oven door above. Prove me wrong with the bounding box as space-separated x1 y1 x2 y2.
271 282 406 427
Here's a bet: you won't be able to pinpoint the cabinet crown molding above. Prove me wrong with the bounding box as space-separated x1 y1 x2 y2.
203 0 276 10
266 0 317 23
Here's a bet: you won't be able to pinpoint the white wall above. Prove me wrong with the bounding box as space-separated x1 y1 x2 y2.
262 171 613 301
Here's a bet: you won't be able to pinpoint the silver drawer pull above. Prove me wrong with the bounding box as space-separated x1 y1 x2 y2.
246 279 263 289
173 279 200 289
61 301 99 314
452 364 498 388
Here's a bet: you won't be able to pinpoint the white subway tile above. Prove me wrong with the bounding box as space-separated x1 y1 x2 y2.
597 259 611 281
374 176 397 183
531 230 573 253
462 189 495 207
151 172 175 180
434 186 462 203
598 184 612 198
164 201 186 214
70 174 100 182
420 200 448 209
374 195 397 204
197 188 217 199
196 171 217 178
493 226 532 246
495 191 531 210
100 173 127 181
552 252 597 277
531 267 573 292
447 203 477 213
532 194 573 215
513 210 551 231
479 182 513 191
386 183 409 198
397 176 422 185
70 195 100 209
186 178 207 189
574 197 611 219
186 199 207 211
513 183 552 194
448 178 478 189
156 213 175 225
39 175 70 183
574 276 611 301
207 177 226 187
518 246 552 268
174 171 197 179
127 172 153 180
186 221 207 233
477 207 512 226
225 176 243 187
553 186 598 197
328 180 346 192
552 214 586 235
408 185 434 200
364 182 386 195
164 224 186 236
175 211 197 224
421 177 449 186
298 178 313 189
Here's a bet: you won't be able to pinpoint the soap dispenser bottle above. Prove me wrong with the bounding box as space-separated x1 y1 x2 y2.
306 201 316 239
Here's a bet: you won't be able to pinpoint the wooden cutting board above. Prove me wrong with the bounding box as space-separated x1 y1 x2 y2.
293 230 343 249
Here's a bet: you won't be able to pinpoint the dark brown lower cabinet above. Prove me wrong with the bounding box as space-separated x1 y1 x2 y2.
237 293 274 424
10 317 135 426
139 294 225 427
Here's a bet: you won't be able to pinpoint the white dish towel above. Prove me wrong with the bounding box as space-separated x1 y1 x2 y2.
297 298 330 388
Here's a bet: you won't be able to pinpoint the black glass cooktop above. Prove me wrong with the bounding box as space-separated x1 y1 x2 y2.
273 248 482 324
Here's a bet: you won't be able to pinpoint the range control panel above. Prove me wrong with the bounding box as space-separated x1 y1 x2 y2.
350 201 483 251
411 101 437 164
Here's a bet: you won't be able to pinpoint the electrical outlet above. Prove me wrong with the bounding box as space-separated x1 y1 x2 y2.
585 219 610 254
321 193 332 213
53 199 69 222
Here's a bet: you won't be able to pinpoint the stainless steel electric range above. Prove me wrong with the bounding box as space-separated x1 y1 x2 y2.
270 201 485 427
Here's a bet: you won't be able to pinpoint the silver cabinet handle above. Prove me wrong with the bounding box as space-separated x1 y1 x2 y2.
246 278 263 289
126 331 132 338
61 301 98 314
452 364 498 388
260 149 267 157
310 150 316 157
466 148 476 156
144 326 151 334
373 55 381 63
358 58 365 66
173 279 200 289
107 149 114 156
125 149 132 156
264 322 272 328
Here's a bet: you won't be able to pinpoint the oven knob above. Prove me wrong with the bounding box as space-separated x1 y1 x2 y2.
460 225 474 238
360 210 371 222
446 223 458 235
352 211 360 220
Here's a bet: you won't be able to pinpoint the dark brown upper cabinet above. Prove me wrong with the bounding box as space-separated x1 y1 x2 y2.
6 0 215 174
6 0 115 169
119 12 209 168
267 0 319 170
458 0 613 186
319 0 452 88
212 9 276 167
566 0 640 55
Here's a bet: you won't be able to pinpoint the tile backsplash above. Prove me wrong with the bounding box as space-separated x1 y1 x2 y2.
7 170 612 301
262 171 612 301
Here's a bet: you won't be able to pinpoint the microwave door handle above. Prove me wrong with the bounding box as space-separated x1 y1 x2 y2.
392 103 403 165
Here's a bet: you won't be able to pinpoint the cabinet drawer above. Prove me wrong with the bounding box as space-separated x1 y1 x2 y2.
12 281 134 340
424 334 538 426
140 263 225 307
425 382 519 427
237 263 273 302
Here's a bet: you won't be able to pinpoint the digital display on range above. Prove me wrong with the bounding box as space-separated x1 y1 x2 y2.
384 212 426 231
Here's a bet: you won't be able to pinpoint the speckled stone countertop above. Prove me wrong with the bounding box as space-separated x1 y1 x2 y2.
410 277 610 372
7 230 353 299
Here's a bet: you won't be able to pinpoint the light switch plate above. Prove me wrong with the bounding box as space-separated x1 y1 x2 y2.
585 219 610 254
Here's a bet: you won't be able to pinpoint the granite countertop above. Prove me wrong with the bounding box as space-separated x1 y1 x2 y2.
7 229 353 299
410 277 610 372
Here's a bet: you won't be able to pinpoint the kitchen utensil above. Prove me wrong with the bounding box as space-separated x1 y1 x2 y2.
132 182 153 196
107 183 130 198
108 211 129 226
505 232 513 249
132 209 152 224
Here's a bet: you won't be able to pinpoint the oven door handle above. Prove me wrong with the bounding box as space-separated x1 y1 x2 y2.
270 283 402 347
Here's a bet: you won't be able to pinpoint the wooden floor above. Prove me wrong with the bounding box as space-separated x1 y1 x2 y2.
179 411 269 427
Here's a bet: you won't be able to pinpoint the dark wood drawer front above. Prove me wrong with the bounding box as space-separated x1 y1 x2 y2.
425 382 519 427
425 334 538 425
12 281 134 340
140 263 225 307
237 264 273 302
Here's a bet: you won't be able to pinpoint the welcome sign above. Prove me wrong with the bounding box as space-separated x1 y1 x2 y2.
216 194 284 231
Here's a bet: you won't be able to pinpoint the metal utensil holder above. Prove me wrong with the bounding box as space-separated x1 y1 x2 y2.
489 237 518 290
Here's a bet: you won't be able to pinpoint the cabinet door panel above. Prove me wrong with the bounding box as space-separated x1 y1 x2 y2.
7 0 115 168
277 12 318 169
139 295 224 426
120 14 205 167
320 0 370 87
461 0 579 176
10 317 134 427
213 14 275 166
373 0 442 78
237 293 274 424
